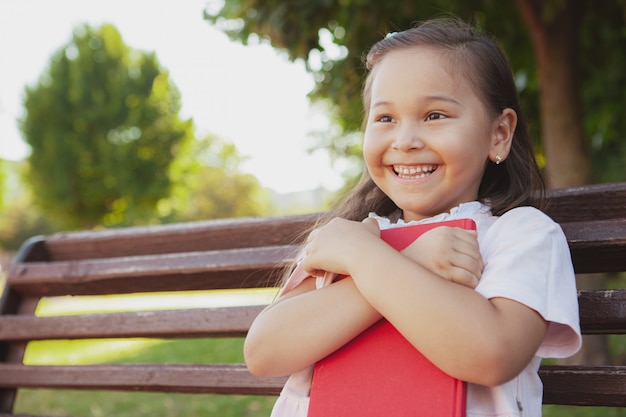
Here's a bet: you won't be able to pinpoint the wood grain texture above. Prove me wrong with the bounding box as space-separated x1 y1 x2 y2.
0 306 266 341
0 363 286 395
7 245 297 296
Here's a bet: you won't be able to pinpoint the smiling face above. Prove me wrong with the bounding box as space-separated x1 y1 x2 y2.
363 47 513 222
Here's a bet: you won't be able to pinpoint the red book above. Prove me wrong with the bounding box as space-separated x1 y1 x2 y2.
308 218 476 417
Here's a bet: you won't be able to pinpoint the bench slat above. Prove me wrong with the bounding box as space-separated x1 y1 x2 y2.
0 306 266 341
578 290 626 334
0 363 285 396
0 289 623 342
0 363 623 407
539 365 626 407
561 219 626 273
543 182 626 223
7 246 296 297
42 214 318 262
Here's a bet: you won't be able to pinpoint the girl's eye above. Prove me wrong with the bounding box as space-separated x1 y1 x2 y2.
426 112 446 121
377 115 394 123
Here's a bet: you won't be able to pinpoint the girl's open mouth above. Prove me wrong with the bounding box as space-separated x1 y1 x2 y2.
393 164 438 179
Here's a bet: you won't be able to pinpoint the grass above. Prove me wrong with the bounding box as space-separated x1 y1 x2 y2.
543 405 625 417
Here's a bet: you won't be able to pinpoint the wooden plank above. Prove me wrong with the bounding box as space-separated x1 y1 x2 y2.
7 245 297 297
0 289 623 342
543 182 626 223
0 363 285 396
561 219 626 273
0 363 624 406
578 290 626 334
540 365 626 407
42 214 318 262
0 306 265 341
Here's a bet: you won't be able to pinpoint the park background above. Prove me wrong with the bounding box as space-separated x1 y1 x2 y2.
0 0 625 416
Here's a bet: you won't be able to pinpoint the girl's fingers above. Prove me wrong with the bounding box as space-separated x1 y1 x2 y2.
450 252 483 283
447 267 480 289
451 229 483 271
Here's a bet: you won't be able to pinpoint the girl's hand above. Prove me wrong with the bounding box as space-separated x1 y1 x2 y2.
302 217 381 278
402 227 483 288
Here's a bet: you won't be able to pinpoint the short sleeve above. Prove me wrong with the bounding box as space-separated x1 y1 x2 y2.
279 262 337 296
279 262 310 296
475 207 582 359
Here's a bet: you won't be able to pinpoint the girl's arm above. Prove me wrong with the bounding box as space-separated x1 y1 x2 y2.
244 275 381 377
302 217 548 386
244 219 479 377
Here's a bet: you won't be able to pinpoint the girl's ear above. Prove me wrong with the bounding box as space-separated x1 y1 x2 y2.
489 108 516 163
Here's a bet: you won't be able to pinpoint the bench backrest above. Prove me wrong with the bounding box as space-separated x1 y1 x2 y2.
0 181 625 413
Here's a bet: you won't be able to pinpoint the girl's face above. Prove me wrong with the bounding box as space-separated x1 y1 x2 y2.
363 47 514 222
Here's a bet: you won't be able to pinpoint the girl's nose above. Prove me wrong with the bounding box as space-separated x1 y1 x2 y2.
391 126 425 151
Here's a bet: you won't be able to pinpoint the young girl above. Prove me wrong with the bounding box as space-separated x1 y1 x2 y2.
245 18 581 417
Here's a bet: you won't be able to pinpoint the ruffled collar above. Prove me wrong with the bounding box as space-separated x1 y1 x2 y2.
369 201 491 230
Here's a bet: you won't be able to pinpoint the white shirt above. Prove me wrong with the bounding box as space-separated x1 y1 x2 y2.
271 202 582 417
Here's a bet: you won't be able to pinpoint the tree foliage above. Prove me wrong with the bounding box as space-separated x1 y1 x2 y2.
163 134 271 222
205 0 626 184
20 24 193 229
0 160 57 251
577 1 626 183
0 192 56 252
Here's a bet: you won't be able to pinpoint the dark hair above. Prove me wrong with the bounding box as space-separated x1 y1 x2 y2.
332 18 544 222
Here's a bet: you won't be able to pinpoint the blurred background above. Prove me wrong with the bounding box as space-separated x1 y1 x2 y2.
0 0 624 416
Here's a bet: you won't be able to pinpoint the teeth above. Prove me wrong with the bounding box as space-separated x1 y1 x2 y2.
393 165 437 179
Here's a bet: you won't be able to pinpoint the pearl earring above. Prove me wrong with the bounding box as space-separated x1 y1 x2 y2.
495 155 502 165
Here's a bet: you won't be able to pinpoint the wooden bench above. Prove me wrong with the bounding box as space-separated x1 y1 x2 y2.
1 181 625 415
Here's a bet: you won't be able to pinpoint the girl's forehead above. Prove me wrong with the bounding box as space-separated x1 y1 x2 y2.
376 47 460 79
370 47 467 94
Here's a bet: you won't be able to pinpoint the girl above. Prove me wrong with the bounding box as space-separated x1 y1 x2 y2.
245 18 581 417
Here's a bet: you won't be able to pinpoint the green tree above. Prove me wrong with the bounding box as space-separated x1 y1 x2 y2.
20 23 193 229
162 134 271 222
0 160 57 252
0 193 56 252
205 0 626 187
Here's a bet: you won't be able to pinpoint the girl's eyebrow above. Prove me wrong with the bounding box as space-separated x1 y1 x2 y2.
371 100 392 108
371 95 461 109
423 95 461 106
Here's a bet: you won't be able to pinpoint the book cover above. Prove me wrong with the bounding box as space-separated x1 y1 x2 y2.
307 218 475 417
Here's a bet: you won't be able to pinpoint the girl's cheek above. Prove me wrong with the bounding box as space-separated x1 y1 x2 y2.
362 142 378 169
364 135 387 162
